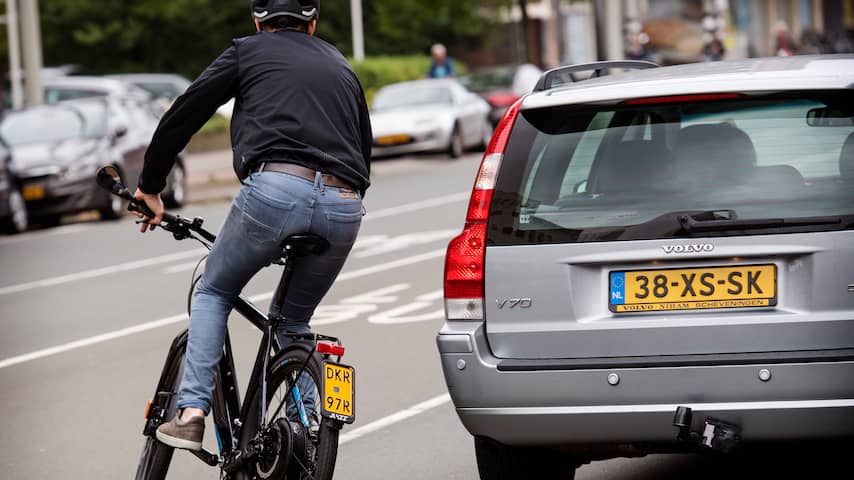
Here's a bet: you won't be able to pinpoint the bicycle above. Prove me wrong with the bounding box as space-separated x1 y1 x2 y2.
95 166 356 480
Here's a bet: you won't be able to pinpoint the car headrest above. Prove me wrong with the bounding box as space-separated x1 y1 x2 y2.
596 140 673 194
674 123 756 186
841 132 854 182
752 164 804 189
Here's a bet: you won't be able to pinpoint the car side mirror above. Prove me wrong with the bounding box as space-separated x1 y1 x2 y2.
110 126 129 146
114 125 129 139
96 165 134 201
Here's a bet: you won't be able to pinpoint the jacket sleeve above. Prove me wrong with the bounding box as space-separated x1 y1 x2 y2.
138 44 239 194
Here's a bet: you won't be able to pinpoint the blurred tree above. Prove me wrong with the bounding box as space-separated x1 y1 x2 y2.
517 0 535 64
9 0 512 79
40 0 250 77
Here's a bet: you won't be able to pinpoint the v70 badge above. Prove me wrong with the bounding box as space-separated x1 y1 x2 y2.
496 298 532 309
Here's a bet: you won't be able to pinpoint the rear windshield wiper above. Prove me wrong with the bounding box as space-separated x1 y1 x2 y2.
678 212 843 233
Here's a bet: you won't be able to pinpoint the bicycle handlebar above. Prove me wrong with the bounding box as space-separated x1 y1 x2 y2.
128 199 217 244
94 166 217 244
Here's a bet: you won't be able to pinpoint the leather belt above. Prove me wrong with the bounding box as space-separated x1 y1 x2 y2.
259 162 354 190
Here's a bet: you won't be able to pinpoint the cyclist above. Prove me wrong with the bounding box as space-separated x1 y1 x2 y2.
132 0 372 451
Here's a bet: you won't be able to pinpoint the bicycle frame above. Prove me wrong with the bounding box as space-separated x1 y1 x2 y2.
144 292 273 468
143 250 344 476
97 166 344 476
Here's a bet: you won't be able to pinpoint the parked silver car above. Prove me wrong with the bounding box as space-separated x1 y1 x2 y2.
106 73 191 101
370 78 492 158
438 55 854 478
41 76 187 210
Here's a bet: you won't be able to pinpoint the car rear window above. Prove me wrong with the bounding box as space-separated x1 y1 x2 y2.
489 91 854 246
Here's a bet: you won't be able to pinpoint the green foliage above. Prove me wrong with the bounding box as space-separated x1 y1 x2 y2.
318 0 508 57
40 0 251 77
198 112 230 136
8 0 508 80
350 55 431 105
350 55 467 105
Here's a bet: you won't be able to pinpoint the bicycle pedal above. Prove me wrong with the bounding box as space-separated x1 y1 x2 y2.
190 447 219 466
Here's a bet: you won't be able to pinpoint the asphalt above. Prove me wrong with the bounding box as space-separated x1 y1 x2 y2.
2 150 846 479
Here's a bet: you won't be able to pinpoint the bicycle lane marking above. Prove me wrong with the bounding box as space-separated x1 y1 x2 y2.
0 192 466 296
0 248 445 370
161 229 459 274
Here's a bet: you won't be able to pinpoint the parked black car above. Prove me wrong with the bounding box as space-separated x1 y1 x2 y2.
0 97 184 229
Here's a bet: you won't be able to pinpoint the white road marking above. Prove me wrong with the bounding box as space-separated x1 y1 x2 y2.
2 192 466 293
339 393 451 445
310 284 410 326
352 229 458 259
0 313 188 370
0 248 445 369
0 249 208 296
363 192 469 220
369 289 444 324
0 223 94 246
163 260 206 274
241 249 445 305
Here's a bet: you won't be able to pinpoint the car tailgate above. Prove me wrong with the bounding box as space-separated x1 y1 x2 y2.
483 231 854 360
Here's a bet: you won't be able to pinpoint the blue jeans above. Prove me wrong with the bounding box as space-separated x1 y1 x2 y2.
177 170 363 413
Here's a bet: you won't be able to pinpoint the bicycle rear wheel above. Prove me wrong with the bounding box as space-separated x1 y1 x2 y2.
135 348 184 480
238 343 340 480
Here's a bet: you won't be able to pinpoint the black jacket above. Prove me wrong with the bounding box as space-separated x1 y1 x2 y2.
139 30 372 195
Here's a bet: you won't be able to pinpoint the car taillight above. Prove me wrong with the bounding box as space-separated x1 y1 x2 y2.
444 97 524 321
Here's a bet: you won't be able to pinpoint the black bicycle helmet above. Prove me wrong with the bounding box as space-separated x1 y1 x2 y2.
250 0 319 23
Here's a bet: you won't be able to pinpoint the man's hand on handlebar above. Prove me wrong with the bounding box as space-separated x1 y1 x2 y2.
132 188 165 233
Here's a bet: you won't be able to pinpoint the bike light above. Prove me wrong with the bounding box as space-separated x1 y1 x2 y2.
317 342 345 357
144 400 152 419
444 97 524 321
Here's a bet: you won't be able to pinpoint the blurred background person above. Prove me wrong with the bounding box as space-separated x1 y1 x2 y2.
703 32 726 61
774 21 796 56
427 43 456 78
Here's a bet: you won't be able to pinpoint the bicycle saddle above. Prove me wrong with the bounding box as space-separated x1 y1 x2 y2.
282 233 330 256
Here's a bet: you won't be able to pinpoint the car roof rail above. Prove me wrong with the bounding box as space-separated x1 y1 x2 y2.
533 60 660 92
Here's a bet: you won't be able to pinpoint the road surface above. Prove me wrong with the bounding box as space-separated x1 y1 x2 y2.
0 151 844 479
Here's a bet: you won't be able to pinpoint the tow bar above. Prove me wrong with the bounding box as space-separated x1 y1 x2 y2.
673 406 741 453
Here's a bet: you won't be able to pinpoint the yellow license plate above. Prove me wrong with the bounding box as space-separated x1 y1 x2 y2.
376 134 411 146
609 264 777 312
321 361 355 423
22 184 45 201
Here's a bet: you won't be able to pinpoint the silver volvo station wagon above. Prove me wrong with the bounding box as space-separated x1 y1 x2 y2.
437 55 854 479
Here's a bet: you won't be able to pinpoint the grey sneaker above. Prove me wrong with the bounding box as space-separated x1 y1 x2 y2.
155 415 204 451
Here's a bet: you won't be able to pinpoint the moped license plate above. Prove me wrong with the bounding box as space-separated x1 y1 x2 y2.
321 361 355 424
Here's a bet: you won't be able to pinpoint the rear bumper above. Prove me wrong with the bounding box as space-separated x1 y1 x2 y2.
437 322 854 447
371 129 452 158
